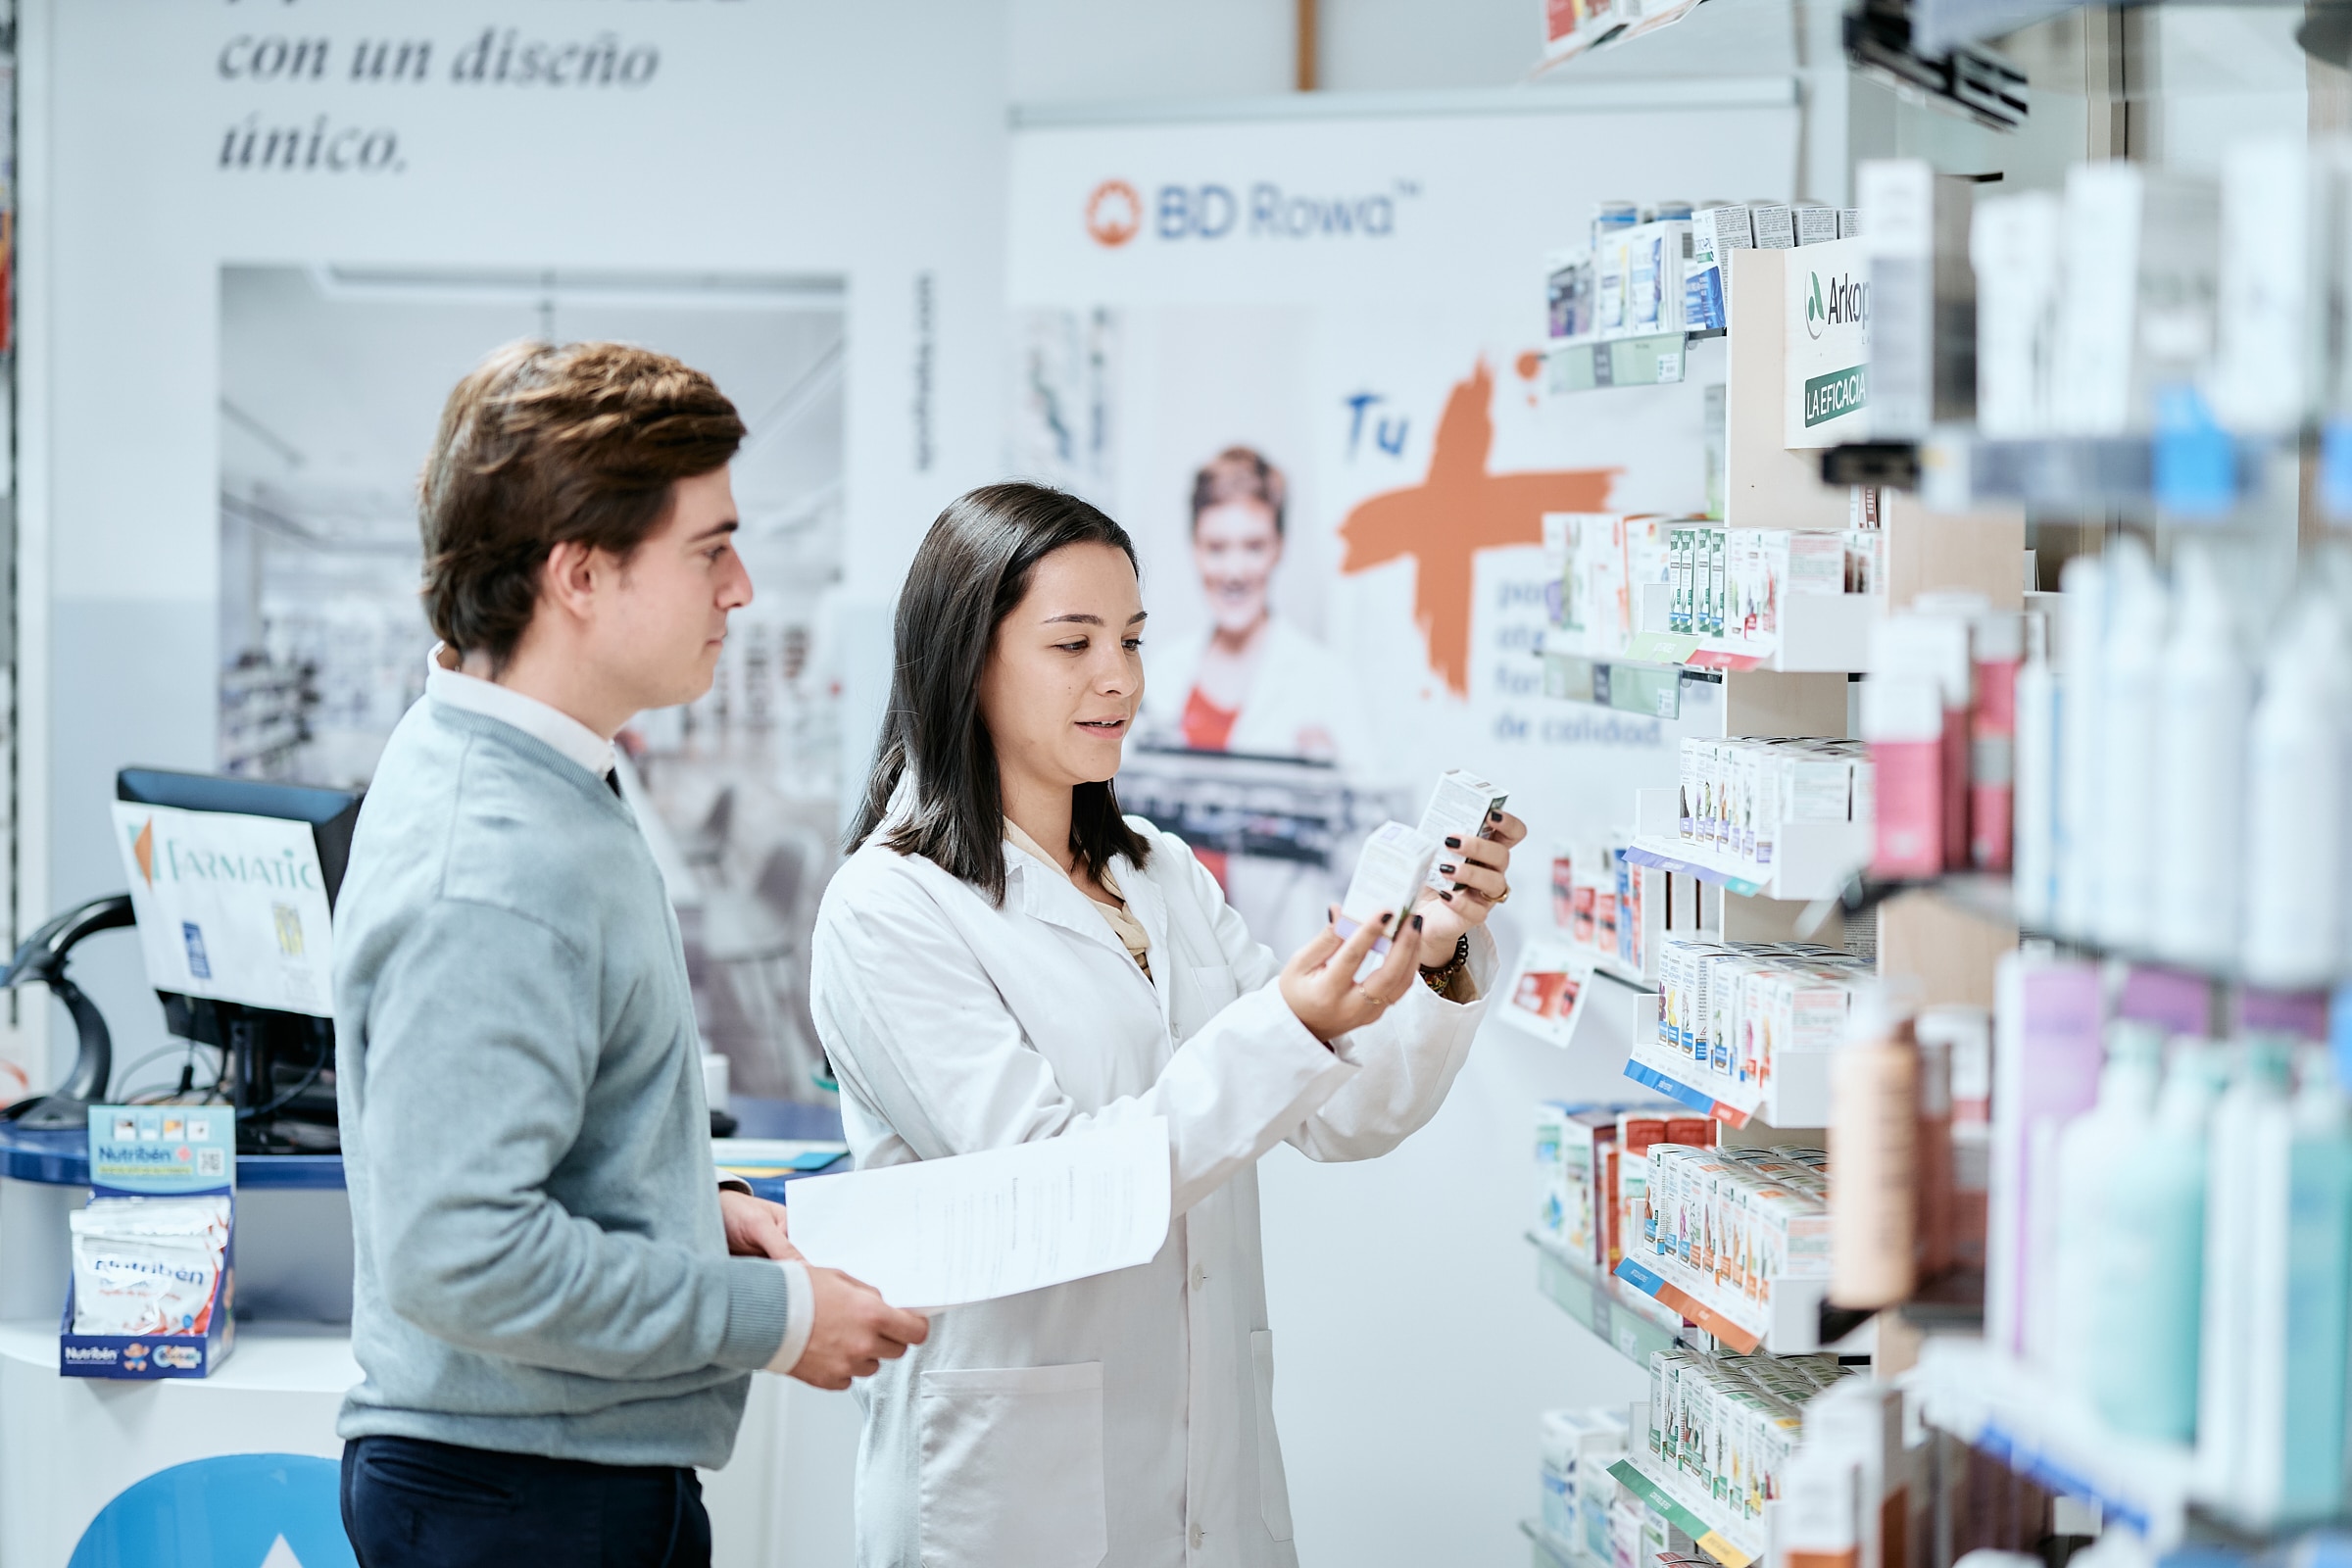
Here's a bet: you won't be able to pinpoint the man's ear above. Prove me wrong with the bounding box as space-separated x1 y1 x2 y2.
539 540 600 623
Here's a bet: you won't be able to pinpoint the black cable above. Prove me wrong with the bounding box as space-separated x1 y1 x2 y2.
234 1029 330 1125
112 1040 220 1102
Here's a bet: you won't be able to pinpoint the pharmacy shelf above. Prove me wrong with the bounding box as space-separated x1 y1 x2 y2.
1544 332 1692 391
1610 1250 1839 1357
1622 819 1869 905
1521 1517 1583 1568
1495 952 1656 1054
1907 1337 2195 1548
1911 430 2268 517
1530 1232 1687 1369
1604 1454 1764 1568
1621 1034 1833 1131
1544 596 1881 703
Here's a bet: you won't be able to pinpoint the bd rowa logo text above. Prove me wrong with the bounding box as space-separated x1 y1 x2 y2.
1085 176 1419 248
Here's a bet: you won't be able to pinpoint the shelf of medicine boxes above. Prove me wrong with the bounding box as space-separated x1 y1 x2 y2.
1906 1336 2199 1550
1544 330 1713 393
1838 870 2349 1008
1519 1517 1582 1568
1529 1230 1687 1369
1606 1444 1769 1568
1542 591 1883 720
1621 783 1869 908
1830 428 2281 518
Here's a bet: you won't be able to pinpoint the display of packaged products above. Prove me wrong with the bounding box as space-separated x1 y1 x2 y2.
1674 738 1871 872
68 1194 232 1338
1536 1099 1703 1273
1646 1345 1853 1523
1651 935 1870 1099
1540 1405 1631 1553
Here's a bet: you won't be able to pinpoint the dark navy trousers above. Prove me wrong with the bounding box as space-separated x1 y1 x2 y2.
341 1435 711 1568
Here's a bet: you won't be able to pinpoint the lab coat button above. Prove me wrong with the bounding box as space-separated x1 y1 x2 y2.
1190 1523 1205 1550
1191 1263 1207 1291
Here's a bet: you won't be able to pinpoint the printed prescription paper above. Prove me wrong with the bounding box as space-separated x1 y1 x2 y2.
783 1118 1172 1308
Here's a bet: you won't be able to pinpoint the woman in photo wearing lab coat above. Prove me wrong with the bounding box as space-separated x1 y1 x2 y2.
812 481 1520 1568
1141 447 1379 947
1144 448 1372 777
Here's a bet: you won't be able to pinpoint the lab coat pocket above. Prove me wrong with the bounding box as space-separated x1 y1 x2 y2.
1250 1330 1296 1542
1185 963 1240 1036
918 1362 1107 1568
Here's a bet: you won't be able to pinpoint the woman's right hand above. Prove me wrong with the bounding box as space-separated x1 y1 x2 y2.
1279 907 1424 1044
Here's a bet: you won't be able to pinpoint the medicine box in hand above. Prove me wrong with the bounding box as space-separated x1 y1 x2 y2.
1416 769 1509 890
1337 820 1440 954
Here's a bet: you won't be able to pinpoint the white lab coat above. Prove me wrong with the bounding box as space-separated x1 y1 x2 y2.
809 796 1493 1568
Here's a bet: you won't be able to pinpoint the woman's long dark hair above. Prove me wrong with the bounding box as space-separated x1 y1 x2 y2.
847 482 1154 905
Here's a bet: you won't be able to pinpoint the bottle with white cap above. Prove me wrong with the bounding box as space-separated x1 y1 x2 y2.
2152 543 2252 970
2242 597 2351 988
2093 535 2169 955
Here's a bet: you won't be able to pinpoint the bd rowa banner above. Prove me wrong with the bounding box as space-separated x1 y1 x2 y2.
1006 101 1800 954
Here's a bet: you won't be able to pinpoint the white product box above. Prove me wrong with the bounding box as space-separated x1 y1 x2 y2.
2049 162 2220 435
1970 191 2063 439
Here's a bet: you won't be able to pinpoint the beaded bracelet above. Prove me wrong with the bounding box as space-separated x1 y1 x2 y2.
1419 933 1471 996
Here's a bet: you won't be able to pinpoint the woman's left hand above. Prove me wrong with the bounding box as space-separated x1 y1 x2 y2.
1414 808 1527 968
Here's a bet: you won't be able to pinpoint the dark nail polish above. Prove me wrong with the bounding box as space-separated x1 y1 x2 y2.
1445 836 1462 849
1488 809 1502 820
1411 914 1424 930
1438 862 1457 874
1440 891 1454 902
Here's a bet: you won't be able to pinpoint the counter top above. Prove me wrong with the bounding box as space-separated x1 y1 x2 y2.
0 1095 846 1195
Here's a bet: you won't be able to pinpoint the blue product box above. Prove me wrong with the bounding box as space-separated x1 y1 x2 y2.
60 1103 236 1380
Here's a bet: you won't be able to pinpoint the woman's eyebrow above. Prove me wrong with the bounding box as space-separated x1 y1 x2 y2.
1042 612 1149 626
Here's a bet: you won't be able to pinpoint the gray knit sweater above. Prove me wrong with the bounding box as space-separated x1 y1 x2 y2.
332 697 792 1468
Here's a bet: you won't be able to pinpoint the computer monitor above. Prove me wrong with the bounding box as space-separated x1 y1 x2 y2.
116 767 364 1153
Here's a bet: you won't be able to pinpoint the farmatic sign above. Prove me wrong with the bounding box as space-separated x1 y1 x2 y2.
1784 235 1870 449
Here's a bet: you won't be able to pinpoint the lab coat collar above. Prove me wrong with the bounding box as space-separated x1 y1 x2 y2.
1003 829 1171 1022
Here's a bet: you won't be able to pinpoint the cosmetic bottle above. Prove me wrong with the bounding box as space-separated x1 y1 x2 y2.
2041 1022 2164 1387
2091 1041 2224 1443
2093 537 2168 955
2242 600 2352 989
2011 613 2058 929
1831 990 1920 1308
1862 677 1945 880
1916 1025 1957 1277
2054 555 2106 941
2196 1035 2293 1499
1909 592 1986 872
2230 1044 2352 1528
1969 611 2022 872
2152 546 2251 971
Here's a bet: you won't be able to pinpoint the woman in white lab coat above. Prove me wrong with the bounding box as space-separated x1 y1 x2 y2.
1139 448 1380 951
810 482 1523 1568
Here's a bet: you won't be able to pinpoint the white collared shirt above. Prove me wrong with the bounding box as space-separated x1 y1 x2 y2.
425 645 615 779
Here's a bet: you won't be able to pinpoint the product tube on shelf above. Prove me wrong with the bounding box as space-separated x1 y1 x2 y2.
2054 556 2106 941
1830 994 1921 1309
2153 545 2252 972
1969 611 2021 873
2092 538 2169 956
2090 1040 2222 1443
1862 676 1944 880
1969 191 2063 439
2011 612 2057 929
2242 598 2351 989
1986 954 2106 1359
2197 1036 2295 1502
2039 1021 2163 1389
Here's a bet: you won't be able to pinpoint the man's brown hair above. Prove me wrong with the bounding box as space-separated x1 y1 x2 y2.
419 339 746 669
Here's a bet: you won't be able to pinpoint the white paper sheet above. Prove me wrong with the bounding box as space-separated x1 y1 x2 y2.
783 1118 1172 1308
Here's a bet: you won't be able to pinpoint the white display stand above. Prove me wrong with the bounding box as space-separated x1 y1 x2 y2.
0 1169 802 1567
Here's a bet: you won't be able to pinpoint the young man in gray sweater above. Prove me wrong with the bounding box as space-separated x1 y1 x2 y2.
332 340 927 1567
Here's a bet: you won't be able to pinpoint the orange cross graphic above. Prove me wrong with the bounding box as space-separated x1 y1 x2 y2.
1339 359 1618 697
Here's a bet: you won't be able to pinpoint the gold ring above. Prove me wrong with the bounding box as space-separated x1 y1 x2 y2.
1491 886 1510 906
